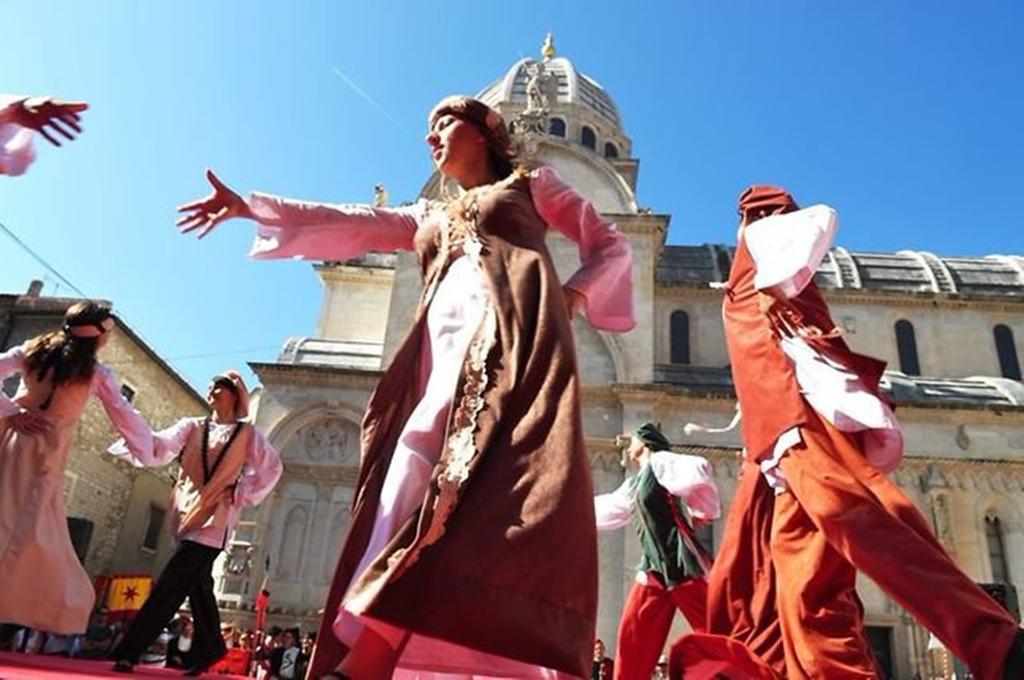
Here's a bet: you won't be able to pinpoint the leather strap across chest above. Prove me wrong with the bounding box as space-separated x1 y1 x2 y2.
197 417 246 486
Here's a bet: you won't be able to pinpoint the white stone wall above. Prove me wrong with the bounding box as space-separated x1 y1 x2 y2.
655 287 1024 381
316 265 394 343
824 299 1024 378
215 368 373 628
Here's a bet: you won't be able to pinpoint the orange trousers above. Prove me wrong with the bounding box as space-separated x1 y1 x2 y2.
710 414 1019 680
614 577 707 680
705 458 787 676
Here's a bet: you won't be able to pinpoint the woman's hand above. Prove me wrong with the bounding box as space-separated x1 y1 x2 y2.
6 97 88 146
177 169 253 239
564 287 586 321
7 409 52 435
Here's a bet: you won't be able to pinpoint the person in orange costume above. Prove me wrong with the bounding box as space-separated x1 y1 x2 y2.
673 186 1024 680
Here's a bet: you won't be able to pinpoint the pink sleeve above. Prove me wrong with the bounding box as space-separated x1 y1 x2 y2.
245 192 425 261
649 451 722 521
91 364 157 464
594 477 636 531
529 166 635 332
0 95 36 177
744 205 838 299
107 416 195 468
234 429 282 508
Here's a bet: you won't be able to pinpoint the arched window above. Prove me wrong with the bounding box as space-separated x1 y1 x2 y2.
895 319 920 375
994 325 1022 380
604 142 619 159
323 505 350 584
548 117 566 137
986 514 1011 583
581 125 596 150
275 504 310 581
670 311 690 365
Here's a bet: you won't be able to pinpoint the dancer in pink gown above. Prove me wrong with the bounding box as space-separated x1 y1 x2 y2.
0 302 151 634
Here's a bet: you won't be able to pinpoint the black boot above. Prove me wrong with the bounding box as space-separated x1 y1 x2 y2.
111 659 135 674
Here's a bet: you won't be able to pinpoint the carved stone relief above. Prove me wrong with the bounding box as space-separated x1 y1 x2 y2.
286 418 360 465
929 492 956 554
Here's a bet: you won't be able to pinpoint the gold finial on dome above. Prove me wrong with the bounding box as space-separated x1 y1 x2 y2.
541 32 556 60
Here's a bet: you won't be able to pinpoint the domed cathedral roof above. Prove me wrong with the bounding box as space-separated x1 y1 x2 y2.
421 34 642 215
477 35 623 132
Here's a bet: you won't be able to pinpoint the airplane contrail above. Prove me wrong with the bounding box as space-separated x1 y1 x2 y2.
331 66 413 138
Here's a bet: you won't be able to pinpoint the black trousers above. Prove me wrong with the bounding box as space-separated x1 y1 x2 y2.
112 540 226 667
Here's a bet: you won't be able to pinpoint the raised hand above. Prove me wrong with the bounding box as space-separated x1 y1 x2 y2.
176 169 252 239
8 97 88 147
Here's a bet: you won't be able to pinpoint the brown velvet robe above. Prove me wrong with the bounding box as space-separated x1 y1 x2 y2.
310 174 606 677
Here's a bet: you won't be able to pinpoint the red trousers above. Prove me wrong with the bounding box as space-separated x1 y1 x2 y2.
614 576 707 680
707 414 1019 680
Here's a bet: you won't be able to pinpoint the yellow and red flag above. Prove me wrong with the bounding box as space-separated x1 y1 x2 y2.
105 574 153 621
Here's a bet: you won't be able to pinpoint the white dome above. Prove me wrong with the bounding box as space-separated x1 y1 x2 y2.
478 55 622 128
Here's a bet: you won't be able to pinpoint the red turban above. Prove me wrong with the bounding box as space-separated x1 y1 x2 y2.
737 185 799 225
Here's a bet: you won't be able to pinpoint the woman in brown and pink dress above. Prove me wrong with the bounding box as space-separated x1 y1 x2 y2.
178 95 635 679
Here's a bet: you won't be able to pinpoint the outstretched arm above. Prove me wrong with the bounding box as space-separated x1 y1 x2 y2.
530 166 635 332
594 477 636 531
177 169 422 261
1 95 86 176
92 365 167 465
100 366 199 469
0 95 87 145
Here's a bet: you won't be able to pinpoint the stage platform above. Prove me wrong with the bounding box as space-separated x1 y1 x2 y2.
0 652 247 679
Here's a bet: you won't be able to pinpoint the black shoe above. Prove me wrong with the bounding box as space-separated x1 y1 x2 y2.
111 659 135 674
182 665 208 677
1004 628 1024 680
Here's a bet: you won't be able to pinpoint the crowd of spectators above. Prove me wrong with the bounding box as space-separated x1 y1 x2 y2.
1 607 316 679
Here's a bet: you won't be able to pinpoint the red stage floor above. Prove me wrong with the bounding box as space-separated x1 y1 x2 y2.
0 652 247 680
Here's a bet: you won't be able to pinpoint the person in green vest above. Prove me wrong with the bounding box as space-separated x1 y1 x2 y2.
594 422 720 680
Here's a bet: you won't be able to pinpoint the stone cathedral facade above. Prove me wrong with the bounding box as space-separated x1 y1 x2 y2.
212 37 1024 678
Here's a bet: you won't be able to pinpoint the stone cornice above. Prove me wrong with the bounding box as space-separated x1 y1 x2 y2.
654 282 1024 311
249 362 383 389
629 380 1024 415
888 407 1024 425
277 464 360 485
606 213 670 237
890 456 1024 495
315 265 396 285
580 385 623 406
630 445 1024 484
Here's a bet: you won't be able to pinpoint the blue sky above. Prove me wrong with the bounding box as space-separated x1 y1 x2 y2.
1 1 1021 390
